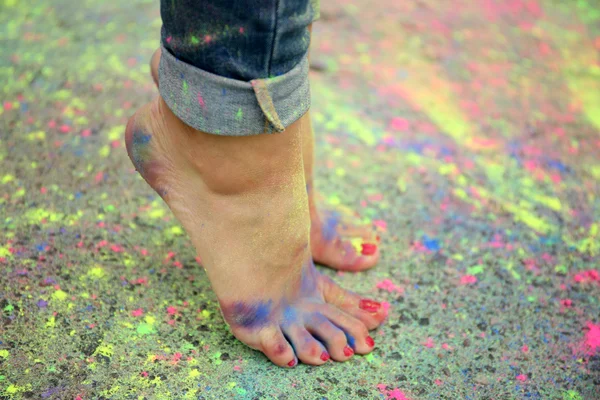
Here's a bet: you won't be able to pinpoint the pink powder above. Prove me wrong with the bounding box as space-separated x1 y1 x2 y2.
523 160 538 172
488 239 504 248
373 220 387 231
381 301 391 314
460 275 478 285
411 241 427 252
584 322 600 355
377 385 409 400
390 117 409 131
131 308 143 317
521 344 529 353
523 259 537 271
560 299 573 308
423 338 435 348
434 379 443 386
377 279 403 293
167 306 177 315
516 374 527 382
389 117 409 131
574 269 600 284
197 93 206 109
388 389 409 400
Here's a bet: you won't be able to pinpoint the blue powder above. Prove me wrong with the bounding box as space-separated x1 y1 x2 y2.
322 211 341 242
230 301 272 328
422 235 441 251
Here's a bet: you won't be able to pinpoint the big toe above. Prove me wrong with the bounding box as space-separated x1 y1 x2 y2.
319 275 387 330
312 236 380 271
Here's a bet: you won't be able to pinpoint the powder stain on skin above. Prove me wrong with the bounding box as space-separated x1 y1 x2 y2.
131 130 152 175
321 210 341 242
222 301 272 328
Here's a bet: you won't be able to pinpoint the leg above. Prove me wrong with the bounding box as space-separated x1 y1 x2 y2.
149 24 381 271
126 0 387 367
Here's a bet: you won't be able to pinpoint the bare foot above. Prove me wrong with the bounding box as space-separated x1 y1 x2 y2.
150 49 380 271
124 96 387 367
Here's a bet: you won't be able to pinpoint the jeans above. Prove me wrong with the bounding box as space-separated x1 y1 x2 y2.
158 0 320 136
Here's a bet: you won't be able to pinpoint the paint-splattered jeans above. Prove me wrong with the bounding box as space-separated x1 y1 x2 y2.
159 0 320 135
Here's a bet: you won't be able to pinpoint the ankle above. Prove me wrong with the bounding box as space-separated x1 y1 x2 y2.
173 106 305 196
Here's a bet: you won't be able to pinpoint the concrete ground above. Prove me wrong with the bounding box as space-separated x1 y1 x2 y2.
1 0 599 398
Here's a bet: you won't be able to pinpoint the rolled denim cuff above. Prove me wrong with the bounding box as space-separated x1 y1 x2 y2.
158 44 311 135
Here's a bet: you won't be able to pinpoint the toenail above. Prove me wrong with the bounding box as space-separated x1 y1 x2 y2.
359 298 381 312
361 243 377 255
343 346 354 357
287 359 297 367
366 336 375 347
320 351 330 361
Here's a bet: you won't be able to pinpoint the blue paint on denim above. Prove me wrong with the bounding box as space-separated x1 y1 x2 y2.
160 0 318 81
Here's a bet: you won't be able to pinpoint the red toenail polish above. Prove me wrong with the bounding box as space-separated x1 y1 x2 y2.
366 336 375 347
361 243 377 255
287 359 297 367
343 346 354 357
359 299 381 312
320 351 330 361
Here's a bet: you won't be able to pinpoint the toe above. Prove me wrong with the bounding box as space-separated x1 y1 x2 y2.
258 326 297 368
319 275 387 330
313 238 379 271
281 325 329 365
320 304 374 354
305 315 353 361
